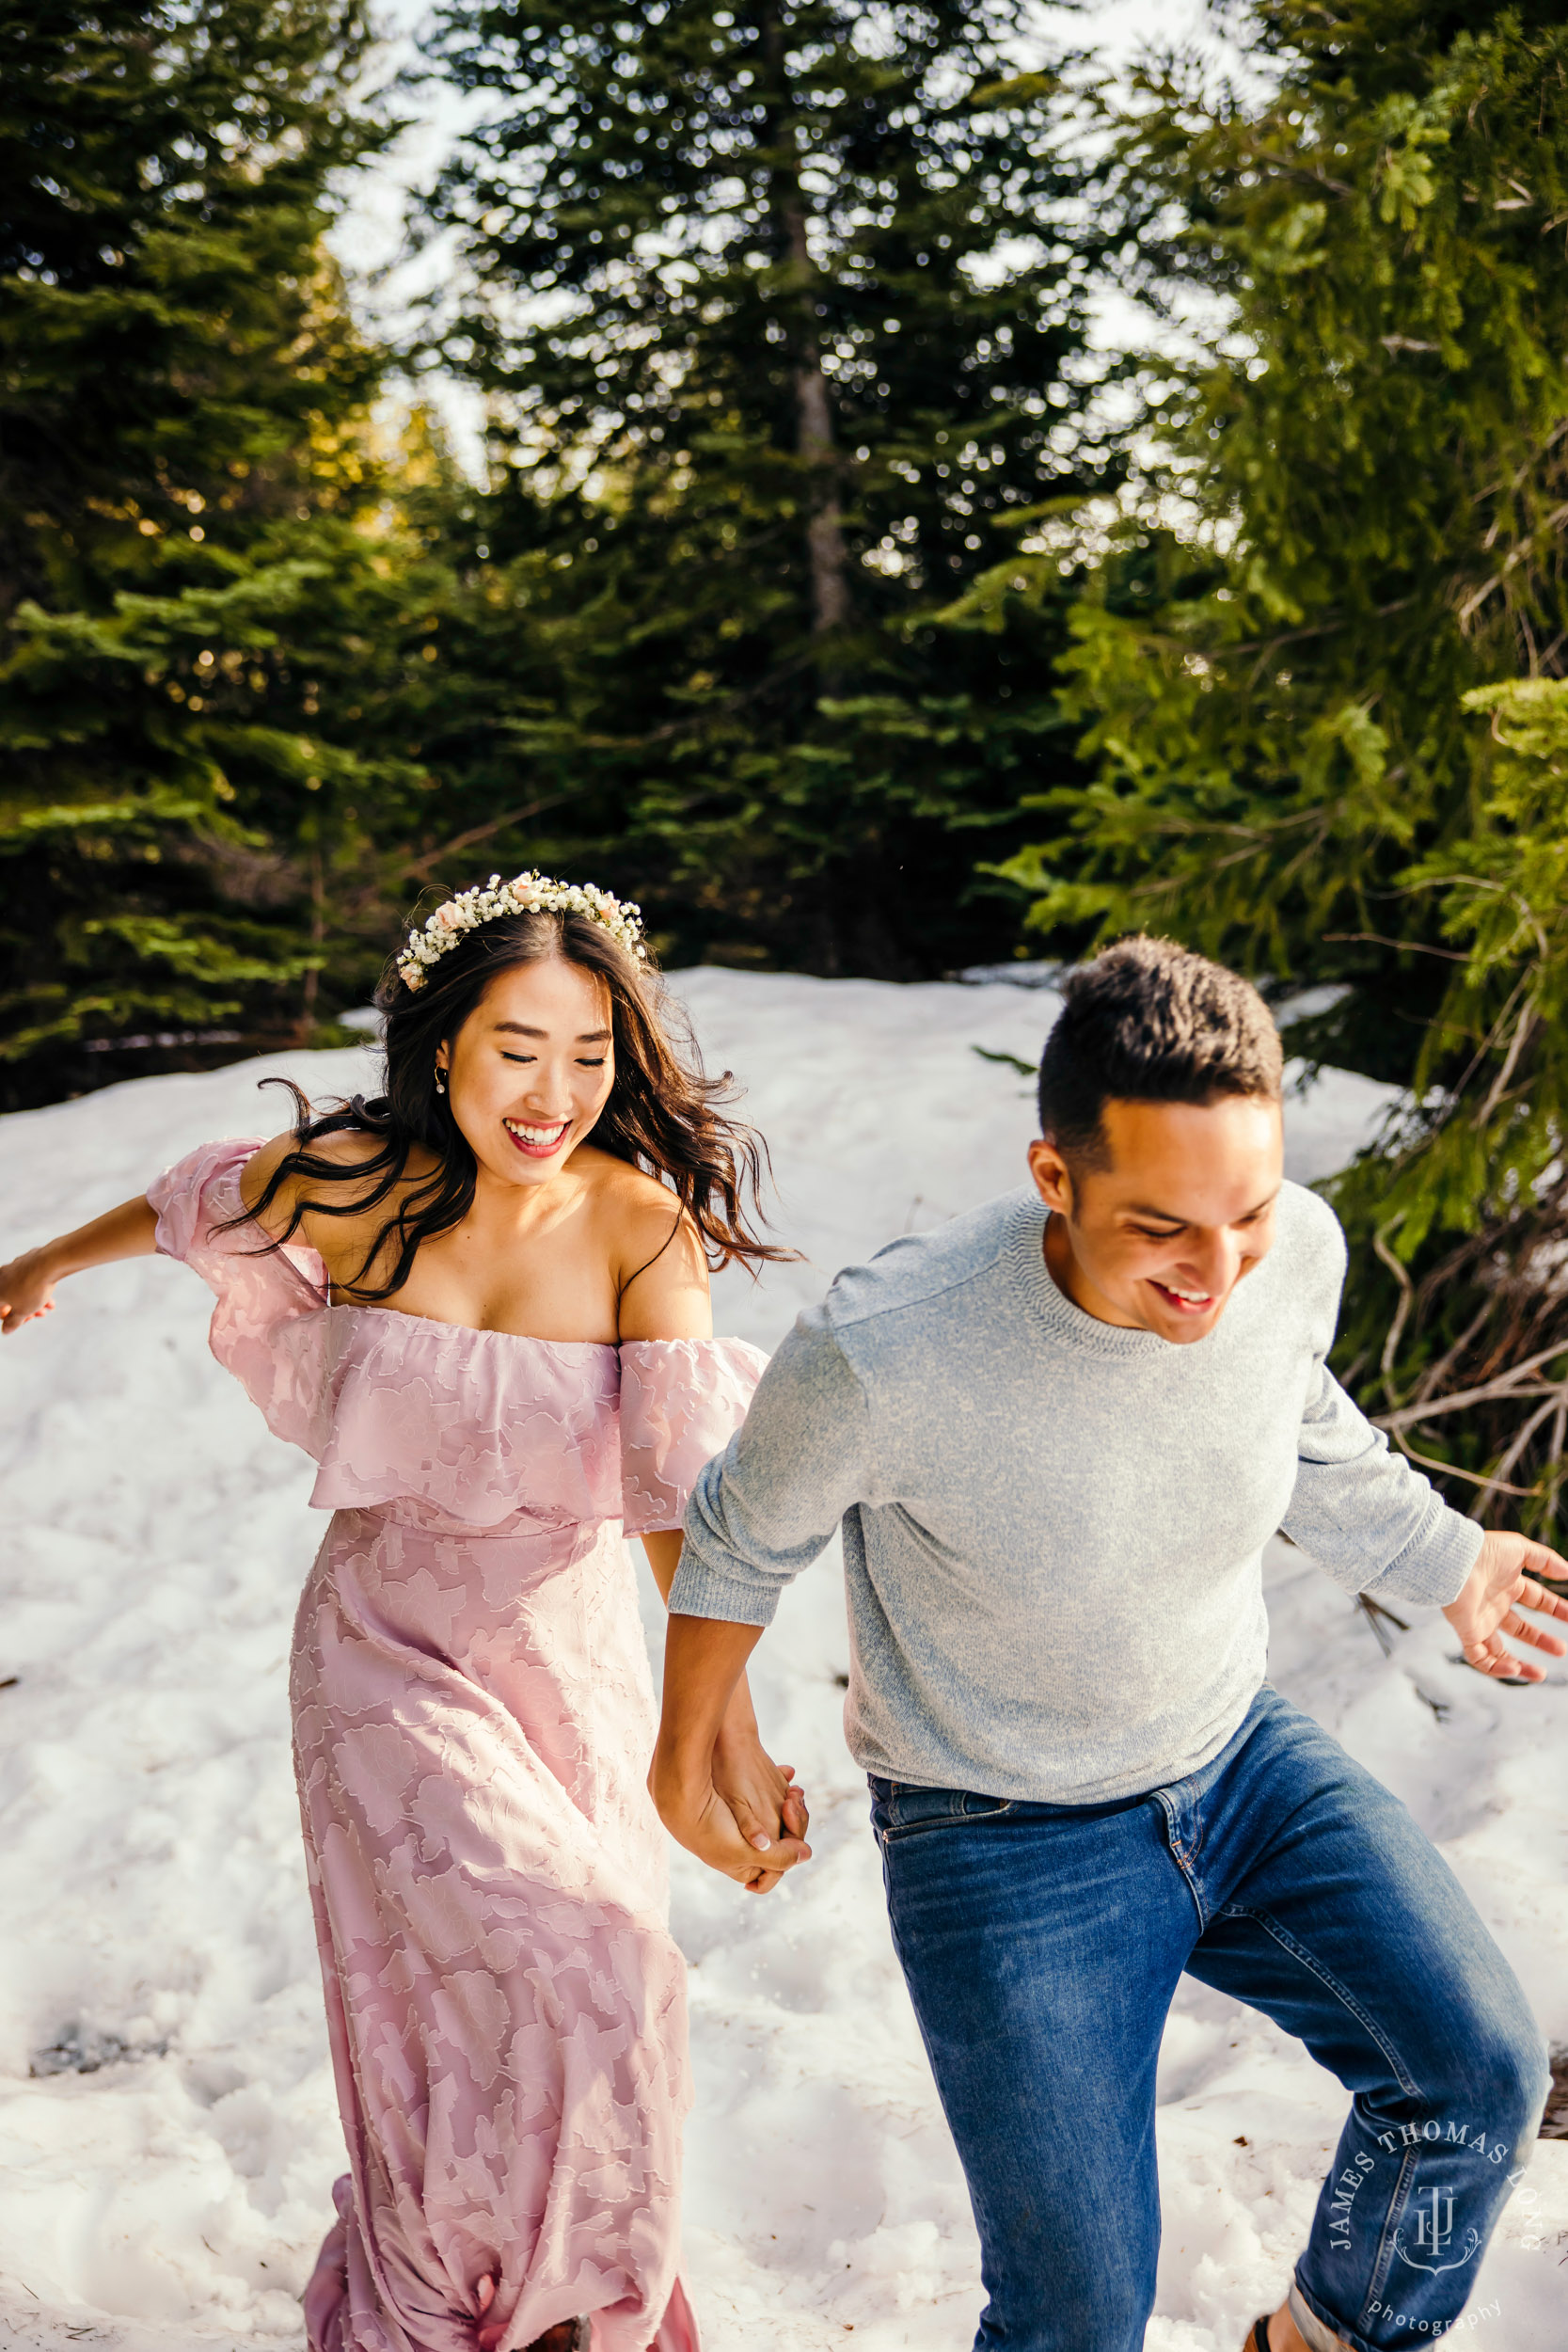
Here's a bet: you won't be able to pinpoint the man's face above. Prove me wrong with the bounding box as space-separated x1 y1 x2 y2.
1026 1094 1284 1345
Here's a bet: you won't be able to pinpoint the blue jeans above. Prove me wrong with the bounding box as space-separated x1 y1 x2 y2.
869 1687 1547 2352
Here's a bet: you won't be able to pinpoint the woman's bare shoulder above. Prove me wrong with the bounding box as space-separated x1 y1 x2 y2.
578 1150 692 1242
574 1150 712 1336
237 1130 296 1212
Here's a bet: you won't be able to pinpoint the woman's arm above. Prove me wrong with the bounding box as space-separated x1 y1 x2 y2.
614 1184 808 1883
0 1194 160 1335
640 1528 688 1601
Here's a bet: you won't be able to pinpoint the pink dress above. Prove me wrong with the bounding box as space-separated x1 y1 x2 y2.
148 1140 766 2352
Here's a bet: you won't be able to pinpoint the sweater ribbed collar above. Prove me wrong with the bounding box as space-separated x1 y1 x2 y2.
1003 1188 1186 1360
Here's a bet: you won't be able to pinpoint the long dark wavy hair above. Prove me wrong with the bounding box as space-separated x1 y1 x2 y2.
235 903 793 1301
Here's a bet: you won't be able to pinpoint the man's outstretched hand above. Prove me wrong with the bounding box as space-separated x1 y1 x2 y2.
1443 1530 1568 1681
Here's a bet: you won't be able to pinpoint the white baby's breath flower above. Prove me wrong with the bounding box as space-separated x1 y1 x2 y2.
394 869 647 993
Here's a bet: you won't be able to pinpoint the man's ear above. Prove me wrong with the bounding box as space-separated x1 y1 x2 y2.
1026 1136 1074 1217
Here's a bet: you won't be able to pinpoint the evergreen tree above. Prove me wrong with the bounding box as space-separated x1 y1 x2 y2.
424 0 1110 974
998 0 1568 1073
1323 675 1568 1534
0 1 417 1106
995 0 1568 1525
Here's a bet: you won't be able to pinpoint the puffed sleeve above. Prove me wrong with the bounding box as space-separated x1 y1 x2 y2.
618 1337 769 1536
148 1137 332 1455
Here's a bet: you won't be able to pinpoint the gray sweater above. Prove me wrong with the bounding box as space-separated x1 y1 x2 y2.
670 1182 1483 1804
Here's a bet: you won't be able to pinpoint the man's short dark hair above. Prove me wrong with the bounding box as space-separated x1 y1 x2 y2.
1037 936 1283 1165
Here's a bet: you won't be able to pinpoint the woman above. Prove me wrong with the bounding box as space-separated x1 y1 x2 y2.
0 872 809 2352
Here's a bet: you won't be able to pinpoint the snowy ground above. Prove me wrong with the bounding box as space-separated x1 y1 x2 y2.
0 968 1561 2352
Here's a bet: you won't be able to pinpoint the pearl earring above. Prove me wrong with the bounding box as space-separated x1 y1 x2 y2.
435 1067 448 1095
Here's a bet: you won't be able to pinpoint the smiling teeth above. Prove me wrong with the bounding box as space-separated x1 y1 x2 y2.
504 1118 568 1144
1166 1285 1211 1302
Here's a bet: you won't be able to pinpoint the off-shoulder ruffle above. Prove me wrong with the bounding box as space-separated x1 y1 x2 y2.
620 1337 768 1535
308 1313 622 1525
149 1139 766 1532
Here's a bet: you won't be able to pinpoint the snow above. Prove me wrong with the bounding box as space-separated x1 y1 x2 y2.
0 967 1561 2352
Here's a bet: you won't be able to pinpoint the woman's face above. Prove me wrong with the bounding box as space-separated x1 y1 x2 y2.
437 956 617 1189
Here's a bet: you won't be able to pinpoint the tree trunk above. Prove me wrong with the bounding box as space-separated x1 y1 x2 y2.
787 214 852 633
763 13 849 635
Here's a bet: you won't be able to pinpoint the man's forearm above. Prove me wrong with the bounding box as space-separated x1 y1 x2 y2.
652 1613 764 1806
642 1537 761 1739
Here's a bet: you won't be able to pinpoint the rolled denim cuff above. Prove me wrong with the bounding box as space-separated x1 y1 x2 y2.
1291 2275 1355 2352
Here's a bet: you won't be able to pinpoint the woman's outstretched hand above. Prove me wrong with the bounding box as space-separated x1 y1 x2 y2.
0 1247 59 1334
1443 1530 1568 1681
0 1198 158 1332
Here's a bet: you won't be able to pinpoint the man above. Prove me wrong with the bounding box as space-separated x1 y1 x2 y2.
652 937 1566 2352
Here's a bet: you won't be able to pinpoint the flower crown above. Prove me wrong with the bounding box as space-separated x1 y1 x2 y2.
396 870 646 992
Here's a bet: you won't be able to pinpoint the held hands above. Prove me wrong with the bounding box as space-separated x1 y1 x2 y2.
0 1248 58 1335
711 1709 811 1894
652 1701 813 1898
1443 1530 1568 1681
